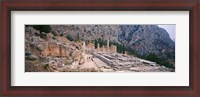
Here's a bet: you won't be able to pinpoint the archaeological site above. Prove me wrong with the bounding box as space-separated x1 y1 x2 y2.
25 25 175 72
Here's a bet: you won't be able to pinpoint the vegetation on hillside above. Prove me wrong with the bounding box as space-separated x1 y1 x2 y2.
26 25 52 39
146 53 174 68
32 25 51 33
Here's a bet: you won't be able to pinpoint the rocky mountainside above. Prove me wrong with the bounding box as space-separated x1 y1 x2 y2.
51 25 120 42
119 25 175 68
119 25 175 57
50 25 175 67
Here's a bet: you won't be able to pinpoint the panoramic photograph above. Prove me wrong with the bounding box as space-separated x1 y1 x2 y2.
25 25 175 72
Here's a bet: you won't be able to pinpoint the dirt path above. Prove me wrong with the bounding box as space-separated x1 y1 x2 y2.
78 60 100 72
93 58 114 72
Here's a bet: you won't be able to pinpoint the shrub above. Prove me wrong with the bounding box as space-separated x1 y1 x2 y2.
39 32 47 39
146 53 159 62
66 34 74 41
60 33 64 36
51 31 58 36
26 25 51 39
145 53 174 68
33 25 51 33
52 36 56 40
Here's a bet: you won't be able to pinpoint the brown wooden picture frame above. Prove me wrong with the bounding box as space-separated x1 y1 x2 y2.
0 0 199 97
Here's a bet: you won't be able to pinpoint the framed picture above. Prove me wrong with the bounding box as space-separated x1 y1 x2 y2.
1 0 199 96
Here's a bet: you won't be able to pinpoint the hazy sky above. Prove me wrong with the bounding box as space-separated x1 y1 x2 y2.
158 25 176 41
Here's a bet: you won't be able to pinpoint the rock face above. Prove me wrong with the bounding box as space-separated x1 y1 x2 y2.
48 60 58 71
25 26 86 72
51 25 120 42
25 54 38 61
119 25 175 58
48 43 60 57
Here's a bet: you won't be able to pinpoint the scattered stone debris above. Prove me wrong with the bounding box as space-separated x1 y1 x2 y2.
92 52 174 72
25 54 38 61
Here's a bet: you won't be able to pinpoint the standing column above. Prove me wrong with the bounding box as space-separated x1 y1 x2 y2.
97 43 100 52
83 41 85 54
102 45 105 52
114 45 117 53
107 39 109 52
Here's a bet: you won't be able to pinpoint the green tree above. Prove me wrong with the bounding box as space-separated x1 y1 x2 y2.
95 39 98 48
145 53 174 68
146 53 159 62
77 32 80 40
97 38 106 47
31 25 51 39
33 25 51 33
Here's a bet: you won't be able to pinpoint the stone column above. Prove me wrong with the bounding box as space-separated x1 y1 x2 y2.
97 43 100 52
114 45 117 53
83 41 85 54
107 39 109 52
102 45 105 52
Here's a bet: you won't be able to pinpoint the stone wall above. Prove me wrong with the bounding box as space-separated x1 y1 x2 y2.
35 42 71 58
48 43 60 57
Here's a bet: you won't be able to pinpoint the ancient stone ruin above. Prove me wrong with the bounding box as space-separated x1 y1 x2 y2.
25 26 174 72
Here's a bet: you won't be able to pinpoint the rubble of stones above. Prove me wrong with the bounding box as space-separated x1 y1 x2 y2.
92 52 174 72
